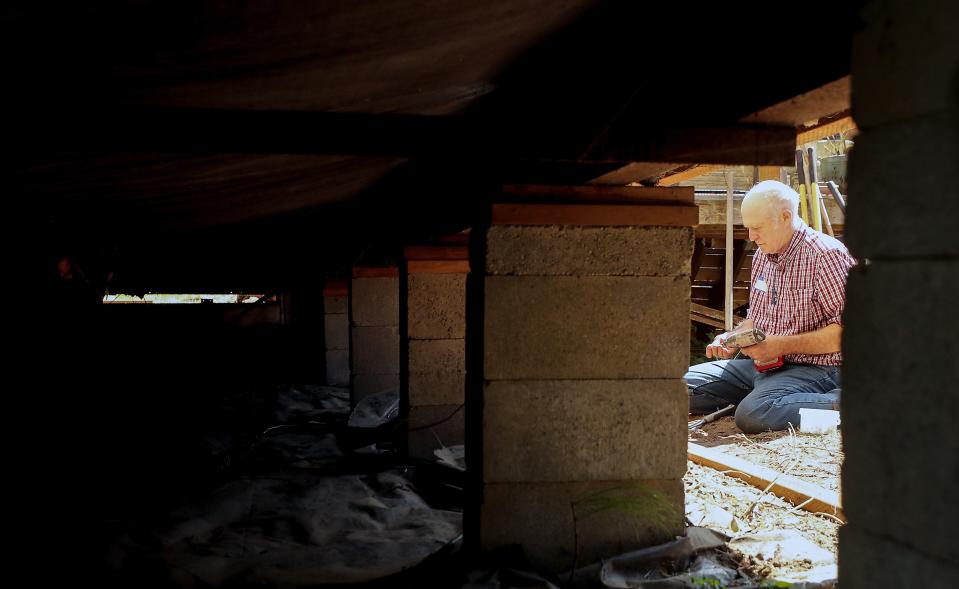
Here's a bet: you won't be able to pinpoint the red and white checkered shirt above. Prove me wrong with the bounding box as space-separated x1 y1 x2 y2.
747 224 856 366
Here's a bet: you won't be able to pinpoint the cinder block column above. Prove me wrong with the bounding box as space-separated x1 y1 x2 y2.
350 266 400 406
473 187 697 572
840 0 959 585
403 247 469 459
323 279 350 386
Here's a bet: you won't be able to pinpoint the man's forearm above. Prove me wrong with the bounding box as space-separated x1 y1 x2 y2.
777 323 843 356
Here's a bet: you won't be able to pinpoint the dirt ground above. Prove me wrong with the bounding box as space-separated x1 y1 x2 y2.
685 416 843 584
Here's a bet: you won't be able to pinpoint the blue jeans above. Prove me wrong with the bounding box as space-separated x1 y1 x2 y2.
685 359 841 433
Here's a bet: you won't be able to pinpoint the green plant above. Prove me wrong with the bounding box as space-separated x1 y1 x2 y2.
690 576 725 588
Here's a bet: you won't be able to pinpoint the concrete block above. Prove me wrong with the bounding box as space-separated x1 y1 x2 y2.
481 479 683 573
486 225 693 277
409 339 465 374
408 273 467 339
483 380 687 482
323 313 349 350
324 295 347 314
845 110 959 259
351 277 399 326
484 275 689 380
351 373 399 403
851 0 959 128
408 404 464 459
351 326 400 374
839 524 959 589
409 371 465 406
325 349 350 386
841 260 959 564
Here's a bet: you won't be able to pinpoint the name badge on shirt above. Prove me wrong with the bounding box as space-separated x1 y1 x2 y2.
754 277 769 292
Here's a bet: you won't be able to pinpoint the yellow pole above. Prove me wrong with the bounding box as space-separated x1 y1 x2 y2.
806 148 822 232
798 184 810 225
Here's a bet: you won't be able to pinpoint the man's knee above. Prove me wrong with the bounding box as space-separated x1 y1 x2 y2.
734 395 794 433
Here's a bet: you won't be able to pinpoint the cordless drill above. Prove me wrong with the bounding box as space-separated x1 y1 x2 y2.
723 327 784 372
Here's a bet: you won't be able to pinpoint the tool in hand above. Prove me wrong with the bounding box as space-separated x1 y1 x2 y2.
688 403 735 430
722 327 784 372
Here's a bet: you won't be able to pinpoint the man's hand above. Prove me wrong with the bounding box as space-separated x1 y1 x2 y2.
706 333 736 359
738 336 784 363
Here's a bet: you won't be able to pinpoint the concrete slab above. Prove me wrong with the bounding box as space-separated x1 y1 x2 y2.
409 370 465 406
483 379 687 482
409 339 465 374
324 295 348 314
851 0 958 128
324 313 349 350
351 325 400 375
845 110 959 259
325 349 350 386
842 260 959 564
484 275 689 380
839 524 959 589
486 226 693 277
408 273 467 339
408 404 464 459
351 277 399 327
481 479 684 573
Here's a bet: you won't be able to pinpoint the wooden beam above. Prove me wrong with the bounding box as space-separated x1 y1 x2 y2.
407 260 471 274
656 164 725 186
586 162 682 186
30 107 797 165
403 246 469 260
739 77 851 127
796 114 856 146
502 184 694 204
491 203 699 227
352 266 399 278
688 442 845 521
323 277 349 296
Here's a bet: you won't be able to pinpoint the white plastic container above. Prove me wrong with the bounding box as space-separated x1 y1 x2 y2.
799 408 841 434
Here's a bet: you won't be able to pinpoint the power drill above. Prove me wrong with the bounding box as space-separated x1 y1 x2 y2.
723 327 784 372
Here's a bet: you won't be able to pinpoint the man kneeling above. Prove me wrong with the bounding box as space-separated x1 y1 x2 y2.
686 181 855 433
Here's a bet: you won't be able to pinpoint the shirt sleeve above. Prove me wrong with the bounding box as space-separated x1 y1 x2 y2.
816 248 855 326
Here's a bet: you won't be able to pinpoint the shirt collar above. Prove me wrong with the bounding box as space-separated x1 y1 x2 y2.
766 224 806 263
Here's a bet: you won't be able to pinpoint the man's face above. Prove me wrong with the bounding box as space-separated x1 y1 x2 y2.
741 204 792 254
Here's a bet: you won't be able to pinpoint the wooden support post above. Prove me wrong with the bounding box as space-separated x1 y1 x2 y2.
723 170 735 331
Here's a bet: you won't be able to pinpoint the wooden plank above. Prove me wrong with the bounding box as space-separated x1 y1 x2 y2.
796 114 856 146
407 260 470 274
691 303 725 322
352 266 399 278
586 162 681 186
758 166 781 181
491 203 699 227
691 239 707 281
691 313 725 329
501 184 694 205
656 164 725 186
688 442 845 521
403 246 469 260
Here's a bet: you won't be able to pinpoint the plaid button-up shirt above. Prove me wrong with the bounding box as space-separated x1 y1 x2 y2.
747 224 856 366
